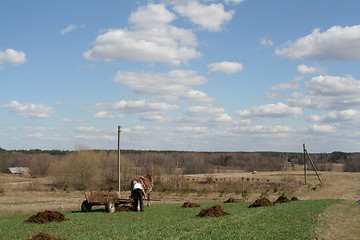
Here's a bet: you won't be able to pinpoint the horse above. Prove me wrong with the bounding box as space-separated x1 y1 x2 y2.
131 173 154 207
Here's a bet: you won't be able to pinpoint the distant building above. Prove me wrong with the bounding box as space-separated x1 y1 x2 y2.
6 167 30 175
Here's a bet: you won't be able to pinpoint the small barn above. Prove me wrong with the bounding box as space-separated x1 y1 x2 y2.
6 167 30 175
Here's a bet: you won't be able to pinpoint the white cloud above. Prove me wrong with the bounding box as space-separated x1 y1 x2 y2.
180 105 232 124
84 3 201 66
176 126 208 133
208 61 243 75
3 101 54 118
288 75 360 110
0 48 27 66
93 111 124 119
61 118 84 123
259 36 274 48
224 0 246 4
60 23 84 35
296 64 326 75
308 109 360 123
308 124 335 133
173 1 234 32
27 133 45 138
74 135 116 141
75 126 102 133
85 99 179 121
228 125 294 134
235 102 303 118
113 70 215 104
270 76 302 91
276 25 360 60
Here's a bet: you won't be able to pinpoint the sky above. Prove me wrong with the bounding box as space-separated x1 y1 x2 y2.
1 0 360 152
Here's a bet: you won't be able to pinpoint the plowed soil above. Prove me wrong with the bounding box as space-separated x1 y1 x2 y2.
197 205 229 217
25 232 70 240
115 205 134 212
223 198 238 203
24 210 67 224
248 197 274 208
182 202 200 208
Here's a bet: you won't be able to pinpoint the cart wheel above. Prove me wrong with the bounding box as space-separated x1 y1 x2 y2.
81 200 92 212
105 202 115 213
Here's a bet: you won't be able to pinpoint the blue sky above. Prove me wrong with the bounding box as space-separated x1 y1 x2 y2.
1 0 360 152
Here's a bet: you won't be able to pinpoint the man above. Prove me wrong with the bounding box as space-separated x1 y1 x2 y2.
132 181 144 212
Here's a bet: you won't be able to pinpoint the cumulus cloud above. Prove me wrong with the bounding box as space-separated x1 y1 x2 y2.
297 64 326 75
0 48 27 66
270 76 302 91
308 124 335 133
275 25 360 60
60 23 84 35
113 70 215 104
173 1 234 32
84 3 201 66
308 109 360 123
208 61 243 75
180 105 232 124
75 126 102 133
93 111 124 119
176 126 208 133
3 101 54 118
85 99 179 121
235 102 303 118
288 75 360 110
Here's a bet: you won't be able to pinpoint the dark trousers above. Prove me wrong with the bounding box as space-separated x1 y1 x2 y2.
133 189 144 212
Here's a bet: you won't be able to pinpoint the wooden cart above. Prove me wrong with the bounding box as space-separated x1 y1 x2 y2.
81 191 132 213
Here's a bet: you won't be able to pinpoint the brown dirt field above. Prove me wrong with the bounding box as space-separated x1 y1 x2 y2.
223 197 239 203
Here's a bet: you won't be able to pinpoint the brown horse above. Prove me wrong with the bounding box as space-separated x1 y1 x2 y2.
131 173 154 207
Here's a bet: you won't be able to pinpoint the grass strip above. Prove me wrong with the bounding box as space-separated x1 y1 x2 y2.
0 199 341 240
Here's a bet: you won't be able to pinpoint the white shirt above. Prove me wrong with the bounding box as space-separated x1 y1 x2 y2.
133 182 143 190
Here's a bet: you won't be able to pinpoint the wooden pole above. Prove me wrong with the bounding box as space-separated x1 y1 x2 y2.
303 143 307 185
305 149 323 184
118 126 121 193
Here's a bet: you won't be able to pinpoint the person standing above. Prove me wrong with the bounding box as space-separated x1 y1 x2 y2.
132 181 144 212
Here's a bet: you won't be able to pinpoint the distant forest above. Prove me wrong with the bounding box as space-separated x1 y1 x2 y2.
1 147 359 174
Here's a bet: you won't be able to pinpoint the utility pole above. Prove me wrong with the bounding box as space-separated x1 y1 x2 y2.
118 126 121 193
303 143 307 185
303 143 323 185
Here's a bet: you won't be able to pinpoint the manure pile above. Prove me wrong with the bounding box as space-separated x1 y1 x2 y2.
182 202 200 208
25 232 70 240
223 198 239 203
24 210 67 224
197 205 229 217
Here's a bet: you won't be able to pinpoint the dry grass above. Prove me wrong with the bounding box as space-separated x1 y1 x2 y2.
312 200 360 240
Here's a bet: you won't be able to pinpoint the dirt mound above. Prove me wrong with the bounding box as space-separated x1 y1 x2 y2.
223 198 239 203
274 195 290 204
291 196 299 201
25 232 70 240
197 205 229 217
182 202 200 208
24 210 67 224
248 197 274 208
115 205 134 212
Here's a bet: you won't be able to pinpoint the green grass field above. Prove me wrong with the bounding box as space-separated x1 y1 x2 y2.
0 199 341 240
